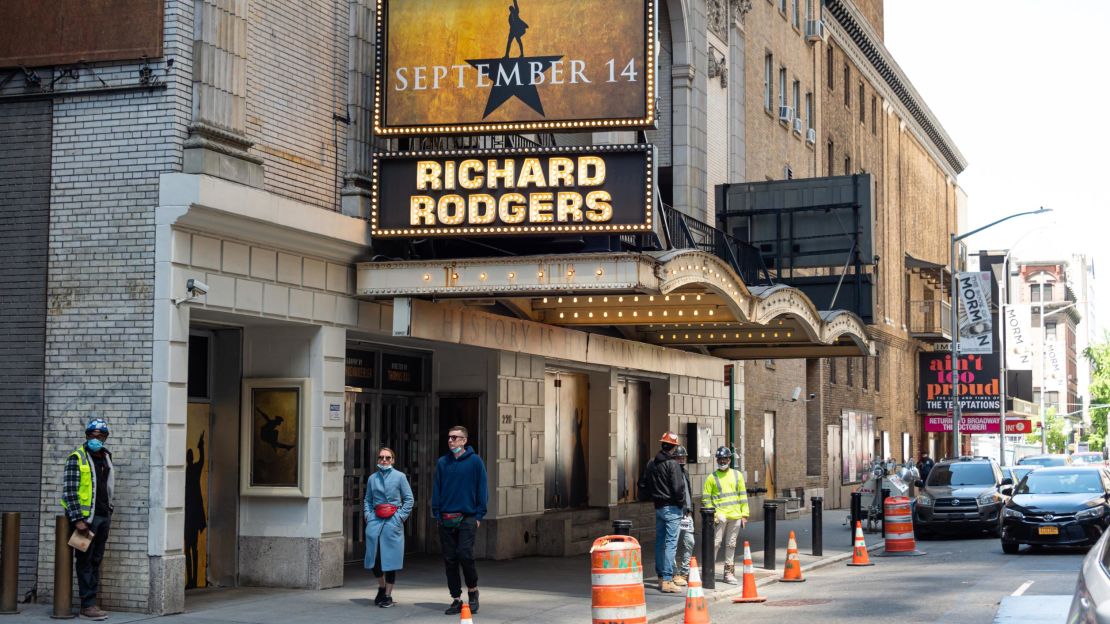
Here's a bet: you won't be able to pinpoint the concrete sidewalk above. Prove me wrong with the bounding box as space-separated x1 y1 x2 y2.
11 512 870 623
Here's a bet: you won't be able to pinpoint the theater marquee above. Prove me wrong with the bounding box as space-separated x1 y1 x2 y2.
373 0 655 135
370 145 653 238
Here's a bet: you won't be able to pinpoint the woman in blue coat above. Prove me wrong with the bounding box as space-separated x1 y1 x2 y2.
364 447 414 608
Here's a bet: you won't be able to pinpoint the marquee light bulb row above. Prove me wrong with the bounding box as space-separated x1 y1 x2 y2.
540 294 706 305
422 267 609 282
654 330 795 342
552 307 719 320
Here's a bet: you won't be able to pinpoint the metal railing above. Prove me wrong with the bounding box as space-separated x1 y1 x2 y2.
660 203 774 286
908 299 952 339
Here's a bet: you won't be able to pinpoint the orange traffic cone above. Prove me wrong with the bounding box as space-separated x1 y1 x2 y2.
682 556 711 623
459 602 475 624
781 530 805 582
847 520 874 567
731 542 767 604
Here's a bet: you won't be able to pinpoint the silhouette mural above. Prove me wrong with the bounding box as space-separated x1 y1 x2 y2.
184 404 210 589
250 388 300 487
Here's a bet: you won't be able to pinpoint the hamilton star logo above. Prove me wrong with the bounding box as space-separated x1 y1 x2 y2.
466 0 563 118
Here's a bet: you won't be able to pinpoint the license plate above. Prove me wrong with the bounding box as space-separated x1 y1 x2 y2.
1039 526 1059 536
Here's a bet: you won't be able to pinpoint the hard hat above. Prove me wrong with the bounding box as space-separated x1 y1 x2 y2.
85 418 110 435
715 446 732 460
674 445 689 457
659 431 680 445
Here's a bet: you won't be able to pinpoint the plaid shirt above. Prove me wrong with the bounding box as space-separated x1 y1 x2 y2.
61 450 85 523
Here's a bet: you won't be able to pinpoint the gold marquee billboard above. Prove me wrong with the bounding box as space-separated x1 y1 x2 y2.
370 145 654 237
373 0 655 135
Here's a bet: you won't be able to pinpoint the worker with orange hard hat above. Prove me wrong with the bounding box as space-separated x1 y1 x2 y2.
637 431 688 593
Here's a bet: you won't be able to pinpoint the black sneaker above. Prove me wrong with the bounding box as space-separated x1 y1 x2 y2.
374 587 386 606
379 596 395 608
445 599 463 615
468 590 480 614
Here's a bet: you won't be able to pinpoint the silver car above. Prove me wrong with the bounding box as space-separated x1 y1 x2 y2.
1068 526 1110 623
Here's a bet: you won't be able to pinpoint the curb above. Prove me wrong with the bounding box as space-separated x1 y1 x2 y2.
647 542 885 623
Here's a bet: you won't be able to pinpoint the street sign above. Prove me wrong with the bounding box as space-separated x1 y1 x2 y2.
1005 420 1033 435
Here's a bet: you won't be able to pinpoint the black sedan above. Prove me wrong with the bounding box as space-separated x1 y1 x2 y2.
1000 466 1110 554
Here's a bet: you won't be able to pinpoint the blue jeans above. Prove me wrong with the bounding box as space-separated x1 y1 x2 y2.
654 506 682 581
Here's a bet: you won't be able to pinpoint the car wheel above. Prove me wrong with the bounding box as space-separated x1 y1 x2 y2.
1002 541 1020 554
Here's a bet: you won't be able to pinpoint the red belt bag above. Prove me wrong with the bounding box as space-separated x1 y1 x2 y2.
374 504 398 519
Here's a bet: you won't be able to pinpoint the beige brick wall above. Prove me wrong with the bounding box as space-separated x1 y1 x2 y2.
742 359 807 496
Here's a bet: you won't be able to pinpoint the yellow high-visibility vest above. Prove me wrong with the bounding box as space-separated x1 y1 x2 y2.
60 446 94 520
703 468 749 520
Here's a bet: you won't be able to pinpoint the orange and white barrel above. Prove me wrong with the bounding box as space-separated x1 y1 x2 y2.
880 496 925 556
590 535 647 624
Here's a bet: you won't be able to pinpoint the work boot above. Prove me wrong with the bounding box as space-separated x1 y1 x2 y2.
445 598 464 615
673 574 688 586
374 587 386 606
659 580 680 593
468 590 480 614
723 563 738 584
80 606 108 621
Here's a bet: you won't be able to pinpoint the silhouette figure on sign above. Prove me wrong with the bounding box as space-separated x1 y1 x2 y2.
258 407 296 452
571 408 588 507
184 432 207 590
504 0 528 58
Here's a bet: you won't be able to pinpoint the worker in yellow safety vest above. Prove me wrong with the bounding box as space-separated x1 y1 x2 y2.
702 446 749 584
60 418 115 621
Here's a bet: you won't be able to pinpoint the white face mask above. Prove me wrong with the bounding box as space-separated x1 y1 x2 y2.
717 461 731 470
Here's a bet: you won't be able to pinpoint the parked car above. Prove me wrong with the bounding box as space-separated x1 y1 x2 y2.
1000 466 1110 554
1068 528 1110 624
1018 454 1073 467
1072 452 1106 466
1005 466 1036 486
913 456 1011 538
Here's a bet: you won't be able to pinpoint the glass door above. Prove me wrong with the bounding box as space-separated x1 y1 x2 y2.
343 391 375 563
380 394 426 552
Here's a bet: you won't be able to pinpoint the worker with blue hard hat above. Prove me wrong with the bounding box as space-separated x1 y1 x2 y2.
60 417 115 620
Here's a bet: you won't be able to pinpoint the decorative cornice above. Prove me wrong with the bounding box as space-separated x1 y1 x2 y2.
824 0 967 175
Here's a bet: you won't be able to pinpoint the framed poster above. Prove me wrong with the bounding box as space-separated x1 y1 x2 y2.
241 378 311 497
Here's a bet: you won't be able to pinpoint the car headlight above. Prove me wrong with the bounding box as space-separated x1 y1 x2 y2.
1002 507 1024 519
1077 506 1107 520
978 491 1001 506
918 493 934 507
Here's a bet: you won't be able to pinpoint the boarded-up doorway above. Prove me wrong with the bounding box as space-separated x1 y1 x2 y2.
616 379 651 502
544 371 589 509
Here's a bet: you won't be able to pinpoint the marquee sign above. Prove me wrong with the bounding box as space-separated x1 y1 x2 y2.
373 0 655 135
918 351 1001 414
370 145 653 237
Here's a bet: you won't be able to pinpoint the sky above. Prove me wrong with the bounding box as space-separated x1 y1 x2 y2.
884 1 1110 334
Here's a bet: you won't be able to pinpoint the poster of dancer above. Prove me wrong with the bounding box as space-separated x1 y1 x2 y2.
241 378 311 496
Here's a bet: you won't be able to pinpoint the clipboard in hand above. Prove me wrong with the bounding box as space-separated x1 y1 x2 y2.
68 530 94 553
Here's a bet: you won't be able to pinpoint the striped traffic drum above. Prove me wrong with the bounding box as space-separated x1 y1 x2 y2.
590 535 647 624
878 496 925 556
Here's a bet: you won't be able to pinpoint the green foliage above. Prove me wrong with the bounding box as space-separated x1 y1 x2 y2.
1085 336 1110 452
1026 407 1066 453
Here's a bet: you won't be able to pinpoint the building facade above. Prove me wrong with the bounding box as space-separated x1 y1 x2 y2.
0 0 961 615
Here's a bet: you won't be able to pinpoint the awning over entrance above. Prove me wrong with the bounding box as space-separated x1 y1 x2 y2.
357 250 872 359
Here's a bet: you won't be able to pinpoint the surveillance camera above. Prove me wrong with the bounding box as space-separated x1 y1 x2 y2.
791 387 802 402
186 279 209 296
809 393 816 401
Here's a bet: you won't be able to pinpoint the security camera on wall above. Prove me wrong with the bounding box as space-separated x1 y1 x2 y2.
791 387 802 402
174 278 210 306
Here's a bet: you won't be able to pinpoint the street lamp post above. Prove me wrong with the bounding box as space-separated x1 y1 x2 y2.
950 207 1050 458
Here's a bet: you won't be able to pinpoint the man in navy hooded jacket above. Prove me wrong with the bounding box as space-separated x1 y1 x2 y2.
432 425 489 615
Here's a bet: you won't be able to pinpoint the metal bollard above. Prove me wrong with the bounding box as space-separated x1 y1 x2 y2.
850 491 862 545
880 488 891 537
0 512 18 614
51 515 74 619
612 519 632 536
699 506 715 590
811 496 823 557
763 503 778 570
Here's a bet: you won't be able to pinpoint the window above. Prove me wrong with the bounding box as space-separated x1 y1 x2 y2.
805 92 813 130
764 53 774 112
874 350 881 392
871 96 877 134
1046 321 1057 339
901 432 911 464
862 357 869 389
826 46 834 89
830 358 837 383
1033 389 1041 405
1031 284 1053 302
844 64 850 106
792 0 800 28
827 141 834 176
845 155 851 174
858 83 865 123
806 0 813 21
779 67 788 109
792 79 800 124
846 359 854 386
780 0 787 14
1046 391 1060 406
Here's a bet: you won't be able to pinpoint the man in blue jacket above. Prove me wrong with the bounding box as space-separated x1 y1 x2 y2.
432 425 489 615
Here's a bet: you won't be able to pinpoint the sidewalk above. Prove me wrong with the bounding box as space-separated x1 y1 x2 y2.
12 512 865 623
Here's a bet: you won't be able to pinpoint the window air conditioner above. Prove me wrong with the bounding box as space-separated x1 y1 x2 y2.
806 128 817 144
806 19 826 42
793 117 803 133
778 105 794 123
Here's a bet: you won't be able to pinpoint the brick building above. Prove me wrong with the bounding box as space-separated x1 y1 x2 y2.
0 0 957 614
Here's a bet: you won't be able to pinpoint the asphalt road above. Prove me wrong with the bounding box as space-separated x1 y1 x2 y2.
664 534 1085 624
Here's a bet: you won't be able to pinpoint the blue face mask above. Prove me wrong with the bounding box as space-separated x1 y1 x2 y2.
86 439 105 453
377 464 392 472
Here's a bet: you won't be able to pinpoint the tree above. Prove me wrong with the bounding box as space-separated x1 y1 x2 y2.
1025 407 1066 453
1085 336 1110 453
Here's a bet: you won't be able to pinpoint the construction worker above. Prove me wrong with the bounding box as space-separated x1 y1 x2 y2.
702 446 749 584
672 446 695 586
638 431 687 593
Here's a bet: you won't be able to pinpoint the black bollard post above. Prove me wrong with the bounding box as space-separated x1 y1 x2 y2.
880 488 891 537
763 503 778 570
700 506 716 590
811 496 823 557
850 491 862 545
612 519 632 536
0 512 18 614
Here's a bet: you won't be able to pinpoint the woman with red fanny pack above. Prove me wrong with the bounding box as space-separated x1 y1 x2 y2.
363 447 414 608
